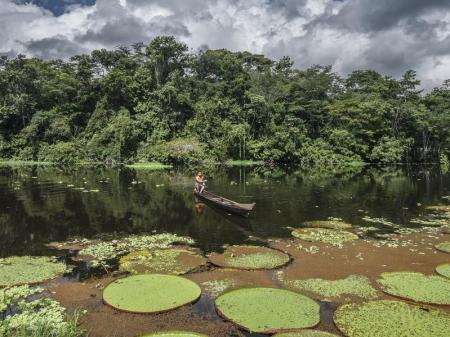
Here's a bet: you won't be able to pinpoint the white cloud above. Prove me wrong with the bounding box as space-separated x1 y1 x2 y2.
1 0 450 90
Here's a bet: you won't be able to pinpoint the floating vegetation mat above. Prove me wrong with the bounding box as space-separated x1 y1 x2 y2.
377 271 450 305
215 287 320 333
426 205 450 212
273 331 339 337
435 241 450 253
302 218 352 230
78 233 195 268
436 264 450 279
141 332 207 337
0 285 81 336
277 273 379 302
0 256 67 287
103 274 201 313
291 228 358 247
201 278 236 298
119 248 207 275
334 300 450 337
208 245 290 270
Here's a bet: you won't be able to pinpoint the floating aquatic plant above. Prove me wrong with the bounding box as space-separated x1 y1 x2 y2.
361 216 398 228
141 332 207 337
103 274 201 314
215 287 320 333
426 205 450 212
277 273 379 301
291 228 358 247
273 330 339 337
0 285 83 337
208 245 290 270
303 218 352 230
201 278 236 298
79 233 195 268
377 271 450 305
119 248 207 275
436 264 450 279
334 300 450 337
0 256 67 287
435 241 450 253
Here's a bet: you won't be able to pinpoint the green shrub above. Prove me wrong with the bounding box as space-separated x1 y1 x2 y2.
38 142 80 165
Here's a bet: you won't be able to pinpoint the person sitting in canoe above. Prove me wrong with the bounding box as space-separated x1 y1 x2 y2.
195 172 207 193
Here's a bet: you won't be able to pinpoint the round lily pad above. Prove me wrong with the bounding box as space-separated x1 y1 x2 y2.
435 241 450 253
215 287 320 333
334 300 450 337
273 331 339 337
277 273 379 301
436 264 450 279
119 249 207 275
103 274 201 313
142 332 208 337
0 256 66 287
377 271 450 305
208 245 290 270
292 228 358 247
303 220 352 230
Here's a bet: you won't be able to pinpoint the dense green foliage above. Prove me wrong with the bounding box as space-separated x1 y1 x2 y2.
1 36 449 166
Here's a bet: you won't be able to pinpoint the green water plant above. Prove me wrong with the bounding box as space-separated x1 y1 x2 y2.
273 331 339 337
208 245 290 270
377 271 450 305
215 287 320 333
126 162 172 170
277 273 379 301
334 300 450 337
435 241 450 253
436 264 450 279
201 278 236 298
78 233 195 268
0 285 84 337
303 218 352 230
103 274 201 313
119 248 207 275
0 256 67 287
291 228 358 247
426 205 450 212
141 332 207 337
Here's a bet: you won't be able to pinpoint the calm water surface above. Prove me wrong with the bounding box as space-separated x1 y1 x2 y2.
0 164 449 257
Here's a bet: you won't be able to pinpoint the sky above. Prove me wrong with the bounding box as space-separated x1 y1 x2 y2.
2 0 450 90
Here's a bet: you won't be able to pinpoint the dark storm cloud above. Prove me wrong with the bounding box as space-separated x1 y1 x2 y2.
22 36 88 58
326 0 450 33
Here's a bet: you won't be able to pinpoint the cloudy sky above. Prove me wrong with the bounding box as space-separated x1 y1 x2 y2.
2 0 450 89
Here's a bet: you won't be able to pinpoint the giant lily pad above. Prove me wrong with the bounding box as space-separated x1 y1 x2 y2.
103 274 201 313
303 219 352 230
377 271 450 305
436 264 450 279
277 273 379 302
273 331 339 337
215 287 320 333
208 245 290 270
0 256 67 287
119 248 207 275
426 205 450 212
435 241 450 253
334 300 450 337
142 332 207 337
291 228 358 247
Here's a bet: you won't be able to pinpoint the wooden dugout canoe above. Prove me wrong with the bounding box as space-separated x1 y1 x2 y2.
194 190 255 217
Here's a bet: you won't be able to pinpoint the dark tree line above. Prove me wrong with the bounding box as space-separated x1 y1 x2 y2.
0 36 449 166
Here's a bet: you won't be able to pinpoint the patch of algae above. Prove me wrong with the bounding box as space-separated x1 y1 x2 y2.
0 256 67 287
334 300 450 337
200 279 236 298
119 248 206 275
277 273 379 302
436 264 450 279
78 233 195 268
291 228 358 247
303 218 352 230
377 271 450 305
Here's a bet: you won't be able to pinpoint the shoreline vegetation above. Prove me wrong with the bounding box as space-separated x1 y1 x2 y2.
0 36 449 169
